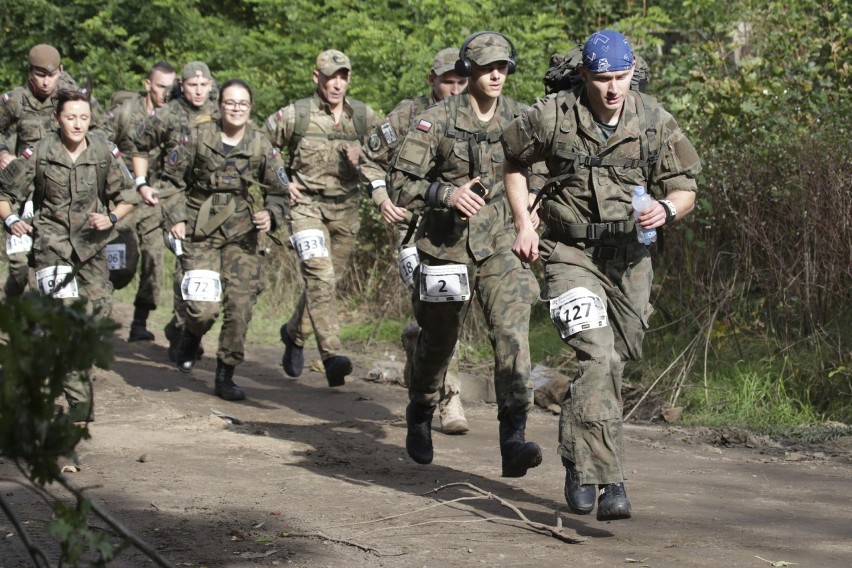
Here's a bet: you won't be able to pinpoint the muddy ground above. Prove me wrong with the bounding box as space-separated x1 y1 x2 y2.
1 305 851 568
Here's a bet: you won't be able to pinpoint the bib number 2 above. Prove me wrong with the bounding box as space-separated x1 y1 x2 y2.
419 264 470 303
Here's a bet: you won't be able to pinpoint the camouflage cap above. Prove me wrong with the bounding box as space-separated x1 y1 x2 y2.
431 48 458 76
465 33 513 66
182 61 212 80
28 44 61 72
316 50 351 75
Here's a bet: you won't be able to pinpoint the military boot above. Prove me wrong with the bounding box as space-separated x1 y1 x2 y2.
400 321 419 387
405 402 436 464
439 391 469 435
128 306 155 342
323 355 352 387
214 359 245 401
498 412 542 478
166 321 203 363
280 323 304 377
562 457 596 515
596 483 632 521
176 329 203 373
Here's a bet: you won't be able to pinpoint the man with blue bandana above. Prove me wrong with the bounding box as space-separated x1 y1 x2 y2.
502 30 701 520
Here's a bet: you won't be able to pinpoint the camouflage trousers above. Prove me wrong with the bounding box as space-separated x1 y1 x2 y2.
180 234 265 367
409 249 538 416
285 202 360 360
132 203 165 310
36 247 114 418
543 239 653 486
2 250 32 297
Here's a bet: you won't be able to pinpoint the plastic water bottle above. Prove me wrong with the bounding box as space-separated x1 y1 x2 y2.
632 185 657 245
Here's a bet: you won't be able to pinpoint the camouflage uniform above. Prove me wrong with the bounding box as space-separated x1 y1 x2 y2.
109 94 165 313
0 79 109 297
389 91 540 418
501 87 701 485
163 121 288 367
266 92 378 361
0 130 137 418
361 92 467 421
132 96 219 337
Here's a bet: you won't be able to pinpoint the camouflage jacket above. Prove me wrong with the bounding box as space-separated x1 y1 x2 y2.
0 131 137 262
132 96 219 196
501 88 701 240
0 82 110 156
265 92 378 201
389 92 535 263
360 94 436 207
108 94 154 169
163 121 289 243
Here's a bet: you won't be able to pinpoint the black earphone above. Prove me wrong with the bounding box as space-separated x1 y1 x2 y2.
454 31 517 77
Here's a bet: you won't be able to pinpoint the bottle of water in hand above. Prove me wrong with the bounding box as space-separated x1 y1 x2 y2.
632 185 657 245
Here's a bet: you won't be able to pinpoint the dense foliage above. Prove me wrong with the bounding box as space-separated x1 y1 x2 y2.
1 0 849 424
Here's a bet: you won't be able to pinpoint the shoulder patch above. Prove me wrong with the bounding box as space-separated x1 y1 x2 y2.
22 147 34 159
2 93 10 105
416 119 432 133
272 147 280 158
276 166 289 186
368 132 381 152
266 115 277 133
111 146 121 159
380 122 397 145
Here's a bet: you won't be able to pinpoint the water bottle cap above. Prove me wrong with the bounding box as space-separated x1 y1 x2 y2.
634 185 646 195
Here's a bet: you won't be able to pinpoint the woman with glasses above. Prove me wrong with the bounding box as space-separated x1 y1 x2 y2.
163 79 290 401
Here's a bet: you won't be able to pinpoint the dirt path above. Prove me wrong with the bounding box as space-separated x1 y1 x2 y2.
2 309 850 567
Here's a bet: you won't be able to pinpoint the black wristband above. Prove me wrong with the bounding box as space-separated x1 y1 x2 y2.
426 181 444 206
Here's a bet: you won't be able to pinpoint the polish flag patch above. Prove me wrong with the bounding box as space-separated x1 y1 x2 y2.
417 119 432 133
111 146 121 159
22 147 33 159
1 93 10 105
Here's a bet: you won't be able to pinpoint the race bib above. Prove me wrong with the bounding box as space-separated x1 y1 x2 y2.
36 265 79 299
419 264 470 303
5 233 32 254
181 269 222 302
22 200 34 219
105 243 127 270
397 247 419 288
290 229 329 261
549 287 608 338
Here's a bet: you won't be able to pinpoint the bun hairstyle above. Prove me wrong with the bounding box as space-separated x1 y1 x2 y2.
54 89 91 114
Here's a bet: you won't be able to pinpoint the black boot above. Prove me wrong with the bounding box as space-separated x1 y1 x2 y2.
596 482 632 521
562 457 596 515
214 359 245 401
405 402 436 464
499 413 542 478
128 306 155 342
280 323 304 377
166 320 203 363
323 355 352 387
176 329 202 373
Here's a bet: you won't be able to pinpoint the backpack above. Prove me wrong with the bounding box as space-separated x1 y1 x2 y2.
287 97 369 165
543 44 650 95
108 90 144 146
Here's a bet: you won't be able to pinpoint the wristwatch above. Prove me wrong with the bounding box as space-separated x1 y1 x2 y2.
108 212 118 225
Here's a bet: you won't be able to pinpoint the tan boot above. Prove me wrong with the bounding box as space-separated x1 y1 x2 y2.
439 391 469 435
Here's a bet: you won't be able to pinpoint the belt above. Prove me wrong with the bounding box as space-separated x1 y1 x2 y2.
588 244 631 262
313 189 359 204
549 219 636 242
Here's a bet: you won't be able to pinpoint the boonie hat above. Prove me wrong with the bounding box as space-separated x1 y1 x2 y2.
582 30 635 73
431 48 458 76
316 50 351 75
28 44 61 72
182 61 212 80
465 33 513 66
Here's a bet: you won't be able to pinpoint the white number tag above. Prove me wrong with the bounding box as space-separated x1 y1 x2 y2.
6 233 32 254
290 229 329 261
22 200 34 219
419 264 470 303
397 247 419 288
181 269 222 302
106 243 127 270
549 287 608 338
36 265 79 299
167 234 183 256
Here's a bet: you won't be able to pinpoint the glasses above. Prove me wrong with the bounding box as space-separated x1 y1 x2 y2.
222 100 251 111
